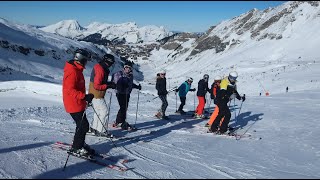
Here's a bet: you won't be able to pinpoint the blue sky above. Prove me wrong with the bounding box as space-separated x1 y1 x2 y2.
0 1 286 32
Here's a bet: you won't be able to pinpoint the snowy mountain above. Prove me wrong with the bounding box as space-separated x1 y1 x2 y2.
39 20 85 39
0 17 134 84
40 20 173 43
148 1 320 96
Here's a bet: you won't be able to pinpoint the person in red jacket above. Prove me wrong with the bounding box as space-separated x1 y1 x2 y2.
88 54 116 137
62 49 95 157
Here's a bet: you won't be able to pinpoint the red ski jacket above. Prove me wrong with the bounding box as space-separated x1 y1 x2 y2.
62 61 86 113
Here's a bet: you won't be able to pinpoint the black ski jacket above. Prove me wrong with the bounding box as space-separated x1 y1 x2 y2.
196 79 210 97
156 77 168 95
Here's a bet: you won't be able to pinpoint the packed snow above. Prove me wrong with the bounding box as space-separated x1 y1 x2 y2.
0 76 319 178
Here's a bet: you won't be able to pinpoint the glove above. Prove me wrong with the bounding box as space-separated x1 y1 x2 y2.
175 88 179 92
236 94 241 100
242 94 246 102
106 81 116 89
214 98 218 105
190 88 196 92
137 84 142 90
210 94 215 99
84 94 94 103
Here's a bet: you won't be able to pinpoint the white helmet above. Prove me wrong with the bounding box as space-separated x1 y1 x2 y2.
214 75 222 81
229 71 238 82
159 69 166 74
187 77 193 83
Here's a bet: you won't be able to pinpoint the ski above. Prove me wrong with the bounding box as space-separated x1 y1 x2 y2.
66 151 128 172
53 142 131 164
206 131 252 139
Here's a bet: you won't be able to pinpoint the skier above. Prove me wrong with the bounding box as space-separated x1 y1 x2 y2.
112 62 141 130
194 74 210 119
88 54 116 137
209 71 246 134
175 77 196 114
62 49 95 157
286 86 288 93
205 75 222 127
155 69 169 120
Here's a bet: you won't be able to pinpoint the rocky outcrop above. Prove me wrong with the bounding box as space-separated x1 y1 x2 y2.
190 35 228 56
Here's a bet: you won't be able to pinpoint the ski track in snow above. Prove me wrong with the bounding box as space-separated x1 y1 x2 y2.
0 86 320 178
132 141 235 178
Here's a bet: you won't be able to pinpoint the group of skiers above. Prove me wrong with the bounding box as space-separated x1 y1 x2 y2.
62 49 140 157
154 69 246 135
62 49 245 158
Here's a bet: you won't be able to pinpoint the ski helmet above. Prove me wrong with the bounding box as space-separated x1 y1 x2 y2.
102 53 115 66
187 77 193 83
123 61 133 73
159 69 166 74
74 49 91 66
124 61 133 68
214 75 222 81
229 71 238 82
203 74 209 81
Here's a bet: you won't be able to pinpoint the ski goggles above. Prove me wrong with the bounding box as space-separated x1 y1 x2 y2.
229 76 237 82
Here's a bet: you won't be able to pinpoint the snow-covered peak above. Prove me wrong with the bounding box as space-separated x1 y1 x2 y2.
41 20 172 43
40 20 85 39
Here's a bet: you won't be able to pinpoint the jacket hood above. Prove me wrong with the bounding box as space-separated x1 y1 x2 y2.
64 61 84 72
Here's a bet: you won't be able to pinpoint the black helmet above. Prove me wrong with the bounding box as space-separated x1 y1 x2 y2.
203 74 209 80
102 53 115 66
74 49 91 66
124 61 133 67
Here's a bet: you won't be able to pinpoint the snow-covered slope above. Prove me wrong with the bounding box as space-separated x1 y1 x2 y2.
0 17 125 83
40 21 173 43
0 80 319 178
148 1 320 96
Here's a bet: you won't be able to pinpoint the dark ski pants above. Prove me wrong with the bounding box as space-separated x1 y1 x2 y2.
210 102 231 133
116 93 130 124
178 96 186 111
70 111 89 150
159 95 168 115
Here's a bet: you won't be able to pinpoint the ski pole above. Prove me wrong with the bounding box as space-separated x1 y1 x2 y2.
147 95 159 102
134 90 140 128
235 100 244 140
104 91 113 134
90 103 120 149
168 86 178 93
63 104 88 171
175 92 178 112
193 91 196 112
237 94 245 119
90 103 112 138
207 99 212 116
233 94 245 137
234 98 236 120
147 86 177 102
